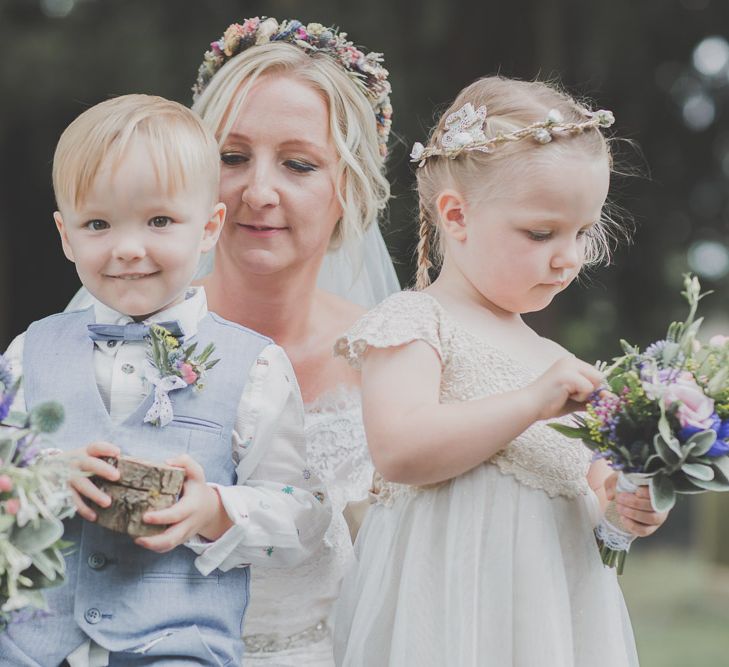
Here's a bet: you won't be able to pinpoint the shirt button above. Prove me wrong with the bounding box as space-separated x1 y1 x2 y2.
106 340 117 348
121 363 135 374
84 607 102 624
87 552 107 570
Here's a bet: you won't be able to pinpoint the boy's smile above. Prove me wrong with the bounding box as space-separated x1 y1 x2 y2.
54 139 224 320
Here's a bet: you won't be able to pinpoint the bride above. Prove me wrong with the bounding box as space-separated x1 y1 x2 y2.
67 16 399 666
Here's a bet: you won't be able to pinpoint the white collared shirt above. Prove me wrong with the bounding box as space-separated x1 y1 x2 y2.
5 287 330 574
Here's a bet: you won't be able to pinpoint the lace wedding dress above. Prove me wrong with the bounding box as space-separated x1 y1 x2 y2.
333 292 638 667
243 386 373 666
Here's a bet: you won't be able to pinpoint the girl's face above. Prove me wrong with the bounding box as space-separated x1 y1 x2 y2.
446 151 610 314
215 74 342 279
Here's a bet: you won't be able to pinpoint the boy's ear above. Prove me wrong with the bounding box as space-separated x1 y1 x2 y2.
436 189 468 242
200 202 226 253
53 211 75 262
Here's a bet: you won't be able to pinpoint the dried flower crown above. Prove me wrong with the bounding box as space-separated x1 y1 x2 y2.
410 102 615 166
193 17 393 157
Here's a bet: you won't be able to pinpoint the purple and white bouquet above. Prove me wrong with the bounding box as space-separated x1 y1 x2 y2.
0 354 74 626
551 275 729 572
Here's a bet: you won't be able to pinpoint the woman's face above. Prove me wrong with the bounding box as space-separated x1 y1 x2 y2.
215 74 342 278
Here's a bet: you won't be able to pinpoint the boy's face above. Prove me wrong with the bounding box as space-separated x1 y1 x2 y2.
55 140 225 320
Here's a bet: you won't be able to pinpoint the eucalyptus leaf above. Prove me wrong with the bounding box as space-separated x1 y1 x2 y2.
3 411 28 428
12 518 64 554
711 456 729 482
681 462 715 481
684 429 718 458
657 412 682 457
670 474 707 493
0 438 16 462
30 550 60 582
0 514 14 532
683 476 729 492
650 474 677 512
547 423 587 439
653 433 679 465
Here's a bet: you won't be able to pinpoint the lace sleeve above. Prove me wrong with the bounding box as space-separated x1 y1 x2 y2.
334 291 445 369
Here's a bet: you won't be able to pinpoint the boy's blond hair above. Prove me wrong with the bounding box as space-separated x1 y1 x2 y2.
53 94 220 210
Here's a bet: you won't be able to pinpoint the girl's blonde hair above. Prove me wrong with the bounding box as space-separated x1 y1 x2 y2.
192 41 390 249
53 94 220 211
415 76 621 289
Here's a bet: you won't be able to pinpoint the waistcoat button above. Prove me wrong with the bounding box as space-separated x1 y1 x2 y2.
84 607 102 624
121 363 135 374
87 552 107 570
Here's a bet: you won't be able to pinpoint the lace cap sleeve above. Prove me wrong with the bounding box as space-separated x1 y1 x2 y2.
334 291 445 369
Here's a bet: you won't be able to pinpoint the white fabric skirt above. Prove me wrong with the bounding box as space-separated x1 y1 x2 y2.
333 464 638 667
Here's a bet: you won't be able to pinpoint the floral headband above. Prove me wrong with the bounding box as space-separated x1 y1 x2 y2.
410 102 615 166
193 17 393 157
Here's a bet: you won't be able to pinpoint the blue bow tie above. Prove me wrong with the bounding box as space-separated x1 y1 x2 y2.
87 320 184 343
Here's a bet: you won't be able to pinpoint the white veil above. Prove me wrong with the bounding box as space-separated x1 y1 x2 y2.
65 223 400 312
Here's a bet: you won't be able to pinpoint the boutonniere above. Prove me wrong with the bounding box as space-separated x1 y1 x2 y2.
143 324 220 427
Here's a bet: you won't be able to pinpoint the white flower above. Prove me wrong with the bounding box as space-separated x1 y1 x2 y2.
410 142 425 161
255 18 279 45
533 128 553 144
595 109 615 127
546 108 564 125
452 131 474 148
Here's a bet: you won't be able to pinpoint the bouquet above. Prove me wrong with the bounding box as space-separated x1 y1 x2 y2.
551 275 729 573
0 354 74 625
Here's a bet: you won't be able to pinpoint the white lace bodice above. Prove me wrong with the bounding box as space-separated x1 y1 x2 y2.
243 385 373 648
335 291 592 502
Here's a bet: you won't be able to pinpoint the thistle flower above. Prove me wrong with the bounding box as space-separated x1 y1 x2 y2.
29 403 64 434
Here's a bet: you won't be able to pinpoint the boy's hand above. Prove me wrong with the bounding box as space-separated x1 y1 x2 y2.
64 441 121 521
135 454 233 553
605 473 669 537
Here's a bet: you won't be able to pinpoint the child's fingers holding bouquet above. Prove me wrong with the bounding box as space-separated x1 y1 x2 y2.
63 440 120 521
532 356 604 420
136 453 232 553
605 476 668 537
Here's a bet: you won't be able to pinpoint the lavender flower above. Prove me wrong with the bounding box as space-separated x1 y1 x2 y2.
0 354 13 390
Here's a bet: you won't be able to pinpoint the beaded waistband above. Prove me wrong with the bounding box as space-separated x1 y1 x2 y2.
244 619 330 653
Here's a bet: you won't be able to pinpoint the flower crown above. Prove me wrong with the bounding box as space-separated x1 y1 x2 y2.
410 102 615 166
193 17 393 157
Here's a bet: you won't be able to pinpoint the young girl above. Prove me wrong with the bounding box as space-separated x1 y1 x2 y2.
333 77 666 666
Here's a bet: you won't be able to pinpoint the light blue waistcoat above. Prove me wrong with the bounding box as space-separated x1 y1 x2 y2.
1 307 271 666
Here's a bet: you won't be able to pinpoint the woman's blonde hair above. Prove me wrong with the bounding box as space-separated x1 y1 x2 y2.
415 76 622 289
192 42 390 249
53 94 220 211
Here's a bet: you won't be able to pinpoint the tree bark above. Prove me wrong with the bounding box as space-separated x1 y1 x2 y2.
92 456 185 538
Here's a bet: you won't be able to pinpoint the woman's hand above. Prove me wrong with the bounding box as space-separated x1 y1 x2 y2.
63 441 121 521
135 454 233 553
604 473 669 537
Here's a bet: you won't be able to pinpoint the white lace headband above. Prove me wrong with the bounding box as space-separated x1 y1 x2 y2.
410 102 615 166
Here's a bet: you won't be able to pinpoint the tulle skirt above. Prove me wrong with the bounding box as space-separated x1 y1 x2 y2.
333 464 638 667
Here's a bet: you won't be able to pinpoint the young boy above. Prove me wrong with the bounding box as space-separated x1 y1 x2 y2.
1 94 330 666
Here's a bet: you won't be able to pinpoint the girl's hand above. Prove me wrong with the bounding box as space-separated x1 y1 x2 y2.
63 441 121 521
529 356 603 420
135 454 233 553
604 473 669 537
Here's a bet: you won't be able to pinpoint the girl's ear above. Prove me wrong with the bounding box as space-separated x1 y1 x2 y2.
54 211 75 262
435 189 468 242
200 202 226 253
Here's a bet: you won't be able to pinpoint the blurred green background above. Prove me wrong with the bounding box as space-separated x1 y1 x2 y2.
1 0 729 663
